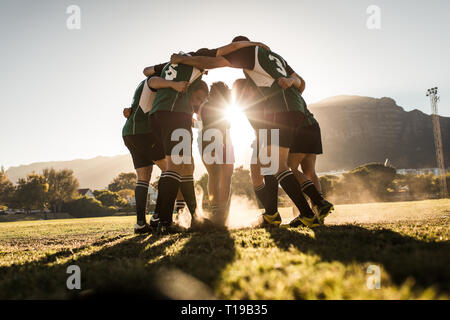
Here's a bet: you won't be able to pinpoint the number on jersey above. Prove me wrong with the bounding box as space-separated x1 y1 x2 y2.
165 64 178 80
268 55 287 77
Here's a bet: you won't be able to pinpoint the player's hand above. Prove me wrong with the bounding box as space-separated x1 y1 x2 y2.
123 108 132 118
255 42 271 51
171 54 184 64
277 77 295 89
172 81 189 93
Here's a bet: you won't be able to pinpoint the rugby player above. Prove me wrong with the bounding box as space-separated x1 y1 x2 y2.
197 81 234 227
122 72 189 234
232 79 280 227
171 36 333 228
146 41 272 234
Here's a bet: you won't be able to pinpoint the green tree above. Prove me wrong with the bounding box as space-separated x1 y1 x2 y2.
42 168 80 212
118 189 134 203
231 166 256 201
15 173 49 213
108 172 137 192
0 167 15 207
93 190 126 207
62 196 115 218
396 173 440 198
339 163 397 202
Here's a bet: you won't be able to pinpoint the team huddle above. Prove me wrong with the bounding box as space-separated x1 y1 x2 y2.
122 36 334 234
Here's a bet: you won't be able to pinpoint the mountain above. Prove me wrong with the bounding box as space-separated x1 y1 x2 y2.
6 95 449 188
310 95 450 172
6 155 135 190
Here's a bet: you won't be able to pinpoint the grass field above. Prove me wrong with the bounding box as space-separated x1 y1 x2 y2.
0 199 449 299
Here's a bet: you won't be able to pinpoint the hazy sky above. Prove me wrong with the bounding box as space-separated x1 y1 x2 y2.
1 0 449 170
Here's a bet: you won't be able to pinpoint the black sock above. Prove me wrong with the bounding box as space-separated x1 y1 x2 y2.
180 175 197 216
276 170 315 218
154 174 165 218
254 184 267 210
175 200 186 213
300 180 324 206
156 171 181 223
263 175 278 215
135 180 149 225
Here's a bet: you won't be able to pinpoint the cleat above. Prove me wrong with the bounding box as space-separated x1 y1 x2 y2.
252 212 281 228
150 213 160 228
316 200 334 224
283 215 320 228
134 223 152 234
156 221 181 235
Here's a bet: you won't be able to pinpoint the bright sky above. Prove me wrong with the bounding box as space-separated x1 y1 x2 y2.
1 0 449 170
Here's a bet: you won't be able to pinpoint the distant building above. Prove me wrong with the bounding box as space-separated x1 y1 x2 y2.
396 168 444 175
129 185 158 208
78 188 95 198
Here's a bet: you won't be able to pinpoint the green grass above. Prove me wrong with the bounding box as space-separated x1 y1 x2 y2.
0 199 449 299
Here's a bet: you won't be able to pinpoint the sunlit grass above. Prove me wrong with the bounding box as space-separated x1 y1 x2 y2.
0 200 449 299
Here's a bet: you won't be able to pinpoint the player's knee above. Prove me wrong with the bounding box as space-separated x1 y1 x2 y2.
136 167 152 181
304 169 317 181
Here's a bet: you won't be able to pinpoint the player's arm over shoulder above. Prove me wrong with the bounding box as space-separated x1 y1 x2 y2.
288 72 306 94
170 54 231 70
283 62 306 93
143 62 167 77
147 76 189 93
216 41 270 57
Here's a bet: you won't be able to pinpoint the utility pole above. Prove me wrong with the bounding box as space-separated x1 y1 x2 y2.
426 87 448 198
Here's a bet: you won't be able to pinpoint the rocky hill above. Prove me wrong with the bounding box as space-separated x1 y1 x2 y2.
310 95 449 172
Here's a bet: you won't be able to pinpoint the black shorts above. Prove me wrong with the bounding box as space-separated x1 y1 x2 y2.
123 133 165 169
264 111 305 148
149 111 193 156
290 123 323 155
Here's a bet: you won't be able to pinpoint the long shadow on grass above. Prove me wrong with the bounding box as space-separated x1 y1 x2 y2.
0 230 236 299
267 225 450 294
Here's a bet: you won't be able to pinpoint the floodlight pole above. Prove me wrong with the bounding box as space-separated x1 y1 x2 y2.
426 87 448 198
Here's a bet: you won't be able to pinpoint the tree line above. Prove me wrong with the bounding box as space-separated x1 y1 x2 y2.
1 164 448 217
0 168 140 217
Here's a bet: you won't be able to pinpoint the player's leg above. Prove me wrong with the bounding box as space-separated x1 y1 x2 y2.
288 153 307 184
178 161 196 217
217 162 234 226
149 112 183 232
288 151 325 206
300 154 321 193
154 111 199 233
123 134 156 234
250 136 279 220
266 112 317 228
154 153 186 216
175 190 186 215
203 162 222 222
293 122 333 223
135 165 152 226
220 142 235 223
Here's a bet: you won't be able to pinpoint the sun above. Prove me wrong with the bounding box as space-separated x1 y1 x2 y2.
225 100 255 156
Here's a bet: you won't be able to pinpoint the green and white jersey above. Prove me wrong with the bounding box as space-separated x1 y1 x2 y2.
244 47 308 114
223 46 316 126
122 80 152 137
149 58 203 115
